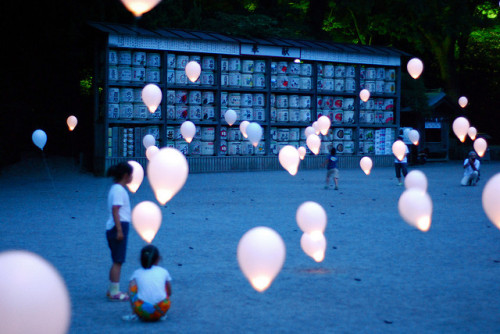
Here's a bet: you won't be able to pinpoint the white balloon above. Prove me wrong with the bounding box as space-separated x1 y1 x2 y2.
132 201 162 243
239 121 250 139
306 134 321 155
120 0 161 17
482 173 500 230
304 126 316 138
147 148 189 205
312 121 320 135
404 170 428 192
300 232 327 262
146 146 159 161
185 61 201 82
317 115 331 136
278 145 300 176
237 226 286 292
0 250 71 334
408 129 420 145
392 140 407 161
142 84 162 113
143 134 156 149
66 115 78 131
474 138 488 157
359 156 373 175
224 109 237 126
468 126 477 140
246 122 263 147
458 96 468 108
359 89 370 102
296 201 327 234
127 161 144 193
452 117 470 142
298 146 306 160
32 129 47 150
398 188 433 232
407 57 424 79
180 121 196 143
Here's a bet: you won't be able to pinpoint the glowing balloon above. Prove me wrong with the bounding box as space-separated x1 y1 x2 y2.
66 116 78 131
246 122 263 147
474 138 488 157
0 250 71 334
468 126 477 140
180 121 196 143
132 201 162 243
120 0 161 17
300 232 327 262
185 61 201 82
359 89 370 102
482 173 500 229
404 170 428 192
278 145 300 176
146 146 159 161
452 117 470 142
224 109 237 126
296 201 327 234
142 84 162 113
359 156 373 175
32 129 47 150
392 140 407 161
298 146 306 160
458 96 468 108
312 121 320 135
237 226 286 292
147 148 189 205
317 116 331 136
143 134 156 149
398 189 433 232
306 134 321 155
408 129 420 145
304 126 315 138
407 58 424 79
239 121 250 139
127 161 144 193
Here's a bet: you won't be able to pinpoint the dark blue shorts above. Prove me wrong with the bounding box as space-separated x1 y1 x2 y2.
106 222 129 264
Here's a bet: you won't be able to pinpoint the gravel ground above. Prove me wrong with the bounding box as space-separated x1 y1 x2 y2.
1 154 500 334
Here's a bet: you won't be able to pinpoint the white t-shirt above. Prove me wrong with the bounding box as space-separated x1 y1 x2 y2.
394 146 410 163
463 158 480 177
106 184 131 230
130 266 172 304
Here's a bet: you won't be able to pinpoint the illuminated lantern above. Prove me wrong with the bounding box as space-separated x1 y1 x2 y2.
0 250 71 334
185 61 201 82
298 146 306 160
458 96 468 108
359 89 370 102
127 161 144 193
278 145 300 176
239 121 250 139
224 109 237 126
296 201 327 234
468 126 477 140
132 201 162 243
147 148 189 205
146 145 159 161
398 189 433 232
180 121 196 143
141 84 162 113
32 129 47 150
482 173 500 230
304 126 315 138
246 122 263 147
408 129 420 145
317 115 331 136
66 116 78 131
120 0 162 18
359 156 373 175
237 227 286 292
452 117 470 142
143 134 155 149
300 232 327 262
407 58 424 79
474 138 488 158
404 170 428 192
392 140 407 161
306 134 321 155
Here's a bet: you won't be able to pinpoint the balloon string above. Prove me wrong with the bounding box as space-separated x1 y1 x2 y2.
42 151 58 193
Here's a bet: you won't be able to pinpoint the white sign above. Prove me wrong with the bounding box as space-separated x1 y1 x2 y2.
240 44 300 58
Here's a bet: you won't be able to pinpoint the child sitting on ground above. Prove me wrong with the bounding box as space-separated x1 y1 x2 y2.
122 245 172 322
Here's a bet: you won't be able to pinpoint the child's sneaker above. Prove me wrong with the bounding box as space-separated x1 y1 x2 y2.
107 291 129 302
324 185 329 189
334 186 339 190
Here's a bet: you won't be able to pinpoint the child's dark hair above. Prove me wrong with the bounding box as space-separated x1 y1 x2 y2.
330 147 336 155
106 162 132 182
141 245 160 269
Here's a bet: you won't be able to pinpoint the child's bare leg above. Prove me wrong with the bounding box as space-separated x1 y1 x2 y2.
334 177 339 189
